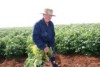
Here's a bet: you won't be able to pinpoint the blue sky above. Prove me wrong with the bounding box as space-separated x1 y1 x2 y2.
0 0 100 27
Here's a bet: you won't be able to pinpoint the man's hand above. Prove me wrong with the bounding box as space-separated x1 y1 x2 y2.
44 47 50 53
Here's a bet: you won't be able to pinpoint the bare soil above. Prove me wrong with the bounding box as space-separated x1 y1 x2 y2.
0 54 100 67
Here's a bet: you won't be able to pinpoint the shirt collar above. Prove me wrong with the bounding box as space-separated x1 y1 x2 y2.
42 18 51 26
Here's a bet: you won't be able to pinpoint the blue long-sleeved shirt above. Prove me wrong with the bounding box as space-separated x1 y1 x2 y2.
32 18 55 50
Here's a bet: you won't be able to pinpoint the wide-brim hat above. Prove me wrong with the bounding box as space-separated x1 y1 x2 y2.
41 8 55 16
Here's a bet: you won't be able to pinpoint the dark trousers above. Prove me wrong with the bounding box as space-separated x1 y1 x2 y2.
49 57 57 67
48 48 57 67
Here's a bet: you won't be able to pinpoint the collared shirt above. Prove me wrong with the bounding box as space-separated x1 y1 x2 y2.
32 18 55 50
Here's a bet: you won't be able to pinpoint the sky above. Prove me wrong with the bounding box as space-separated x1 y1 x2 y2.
0 0 100 28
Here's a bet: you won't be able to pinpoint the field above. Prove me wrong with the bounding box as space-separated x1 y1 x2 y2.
0 23 100 67
0 54 100 67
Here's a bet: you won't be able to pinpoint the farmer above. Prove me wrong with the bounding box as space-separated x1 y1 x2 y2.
32 8 57 67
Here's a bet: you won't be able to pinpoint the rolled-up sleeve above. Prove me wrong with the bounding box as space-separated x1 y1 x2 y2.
32 23 46 50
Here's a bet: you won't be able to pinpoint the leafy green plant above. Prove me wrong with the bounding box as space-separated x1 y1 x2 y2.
0 24 100 58
24 44 54 67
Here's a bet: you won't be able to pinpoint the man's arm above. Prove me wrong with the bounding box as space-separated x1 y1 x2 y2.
32 23 46 50
49 22 55 47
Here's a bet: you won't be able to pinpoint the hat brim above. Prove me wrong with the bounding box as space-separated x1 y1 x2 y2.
41 13 55 16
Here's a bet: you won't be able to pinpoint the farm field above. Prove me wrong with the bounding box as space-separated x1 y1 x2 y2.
0 54 100 67
0 23 100 67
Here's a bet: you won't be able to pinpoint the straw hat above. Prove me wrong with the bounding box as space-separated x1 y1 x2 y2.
41 8 55 16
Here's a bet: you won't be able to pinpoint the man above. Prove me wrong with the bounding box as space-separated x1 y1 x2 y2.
32 8 57 67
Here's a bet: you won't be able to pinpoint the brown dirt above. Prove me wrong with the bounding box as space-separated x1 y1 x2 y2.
0 54 100 67
0 57 26 67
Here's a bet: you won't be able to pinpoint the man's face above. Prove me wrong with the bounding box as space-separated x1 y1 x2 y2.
43 14 52 23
